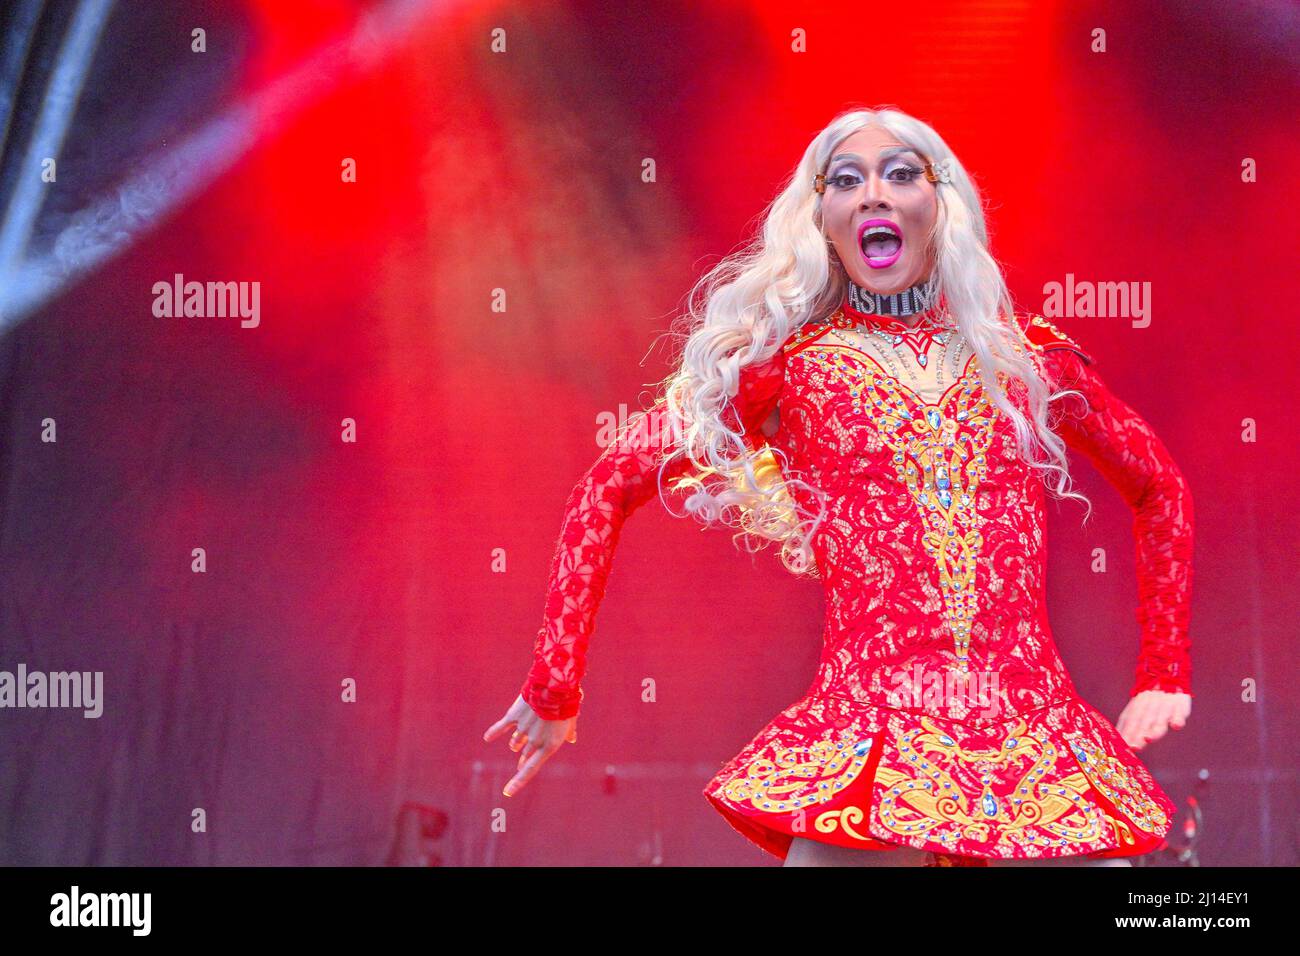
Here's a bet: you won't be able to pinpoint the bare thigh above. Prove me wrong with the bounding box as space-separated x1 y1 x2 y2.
783 836 1136 867
784 836 929 867
987 854 1133 867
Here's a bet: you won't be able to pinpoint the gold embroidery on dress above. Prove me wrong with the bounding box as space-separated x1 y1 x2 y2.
1107 814 1137 847
872 717 1107 850
1029 313 1075 343
1007 313 1085 369
814 805 872 841
719 733 876 812
1066 736 1169 834
798 344 999 675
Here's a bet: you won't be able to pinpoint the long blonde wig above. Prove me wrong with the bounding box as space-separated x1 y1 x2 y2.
649 106 1089 577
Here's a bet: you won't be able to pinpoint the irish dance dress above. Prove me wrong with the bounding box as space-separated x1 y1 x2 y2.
519 293 1194 863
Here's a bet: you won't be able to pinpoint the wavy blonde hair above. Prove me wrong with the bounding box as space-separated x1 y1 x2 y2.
647 106 1089 577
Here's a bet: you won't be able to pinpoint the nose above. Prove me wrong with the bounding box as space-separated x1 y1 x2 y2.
859 175 892 212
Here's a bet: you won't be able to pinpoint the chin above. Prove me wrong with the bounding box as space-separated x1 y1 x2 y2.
849 267 919 295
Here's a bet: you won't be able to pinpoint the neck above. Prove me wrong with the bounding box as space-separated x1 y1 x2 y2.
844 277 941 327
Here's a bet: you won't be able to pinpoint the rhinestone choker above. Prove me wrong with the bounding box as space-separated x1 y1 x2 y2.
845 277 940 318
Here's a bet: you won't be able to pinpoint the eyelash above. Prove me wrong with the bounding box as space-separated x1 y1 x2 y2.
826 165 924 188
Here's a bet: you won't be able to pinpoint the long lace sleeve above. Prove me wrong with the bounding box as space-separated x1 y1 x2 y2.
1040 344 1195 698
519 350 787 720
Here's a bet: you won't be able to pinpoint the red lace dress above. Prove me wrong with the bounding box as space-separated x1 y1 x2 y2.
519 301 1194 864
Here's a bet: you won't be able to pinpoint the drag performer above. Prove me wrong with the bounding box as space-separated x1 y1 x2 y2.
484 108 1194 867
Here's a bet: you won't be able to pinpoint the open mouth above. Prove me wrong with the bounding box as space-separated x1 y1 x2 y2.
858 219 903 269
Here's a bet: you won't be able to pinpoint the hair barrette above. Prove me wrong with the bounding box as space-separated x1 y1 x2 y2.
924 158 954 185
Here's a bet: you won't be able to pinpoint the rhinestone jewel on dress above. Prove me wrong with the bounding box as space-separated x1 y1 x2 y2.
829 307 957 368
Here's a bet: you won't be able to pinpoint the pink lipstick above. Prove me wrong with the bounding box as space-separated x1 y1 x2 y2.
858 218 903 269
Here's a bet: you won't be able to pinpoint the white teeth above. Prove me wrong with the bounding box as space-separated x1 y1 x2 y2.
862 225 899 240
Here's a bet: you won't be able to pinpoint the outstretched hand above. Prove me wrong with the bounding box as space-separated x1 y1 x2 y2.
1116 689 1190 750
482 694 578 797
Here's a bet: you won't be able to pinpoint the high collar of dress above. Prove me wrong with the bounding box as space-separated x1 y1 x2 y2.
837 278 950 334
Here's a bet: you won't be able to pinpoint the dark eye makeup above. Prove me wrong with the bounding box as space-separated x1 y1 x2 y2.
825 156 925 189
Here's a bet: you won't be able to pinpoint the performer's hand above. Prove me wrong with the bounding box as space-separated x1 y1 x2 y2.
1116 690 1191 750
482 694 578 797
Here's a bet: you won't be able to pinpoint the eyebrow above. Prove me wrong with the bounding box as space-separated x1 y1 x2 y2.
828 146 923 165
